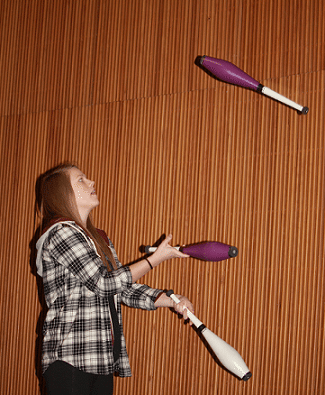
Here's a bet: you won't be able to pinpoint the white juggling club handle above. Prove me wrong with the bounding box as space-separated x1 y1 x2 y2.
166 290 252 381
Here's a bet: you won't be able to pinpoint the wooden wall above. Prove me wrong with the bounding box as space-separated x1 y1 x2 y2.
1 0 324 394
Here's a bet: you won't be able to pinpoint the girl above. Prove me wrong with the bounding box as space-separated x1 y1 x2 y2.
35 163 194 395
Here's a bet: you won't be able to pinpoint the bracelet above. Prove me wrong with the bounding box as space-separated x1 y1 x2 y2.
144 257 153 270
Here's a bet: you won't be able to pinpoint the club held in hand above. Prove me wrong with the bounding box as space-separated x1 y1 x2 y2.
145 241 238 262
167 290 252 381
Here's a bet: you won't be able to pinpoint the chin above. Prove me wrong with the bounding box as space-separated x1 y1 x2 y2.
92 199 99 206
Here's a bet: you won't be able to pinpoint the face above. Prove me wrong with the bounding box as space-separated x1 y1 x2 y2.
68 167 99 216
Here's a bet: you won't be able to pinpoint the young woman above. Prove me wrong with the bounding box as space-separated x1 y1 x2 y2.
35 163 194 395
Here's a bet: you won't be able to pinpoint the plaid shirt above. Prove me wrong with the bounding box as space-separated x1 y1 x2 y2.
36 221 162 376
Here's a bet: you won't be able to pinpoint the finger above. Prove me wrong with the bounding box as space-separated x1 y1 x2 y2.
177 251 190 258
175 303 185 315
180 304 189 318
161 234 172 247
182 307 193 326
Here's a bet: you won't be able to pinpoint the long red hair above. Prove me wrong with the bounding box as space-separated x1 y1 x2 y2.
36 162 117 270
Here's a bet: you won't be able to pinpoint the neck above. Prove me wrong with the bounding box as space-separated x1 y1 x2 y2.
79 211 90 229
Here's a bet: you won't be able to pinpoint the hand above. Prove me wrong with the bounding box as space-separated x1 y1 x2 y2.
172 295 194 325
149 234 189 267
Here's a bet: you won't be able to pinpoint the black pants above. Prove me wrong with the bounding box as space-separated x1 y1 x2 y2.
44 361 114 395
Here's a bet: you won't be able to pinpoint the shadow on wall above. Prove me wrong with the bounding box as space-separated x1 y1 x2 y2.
29 172 49 395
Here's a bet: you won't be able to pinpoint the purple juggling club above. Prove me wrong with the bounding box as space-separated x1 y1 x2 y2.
200 56 308 114
145 241 238 262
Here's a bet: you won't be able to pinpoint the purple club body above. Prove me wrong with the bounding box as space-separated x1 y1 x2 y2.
180 241 238 262
200 56 260 91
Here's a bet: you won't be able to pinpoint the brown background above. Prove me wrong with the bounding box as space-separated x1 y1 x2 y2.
1 0 324 394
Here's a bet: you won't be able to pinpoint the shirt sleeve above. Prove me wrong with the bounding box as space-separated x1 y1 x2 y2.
101 232 163 310
121 283 163 310
46 224 133 298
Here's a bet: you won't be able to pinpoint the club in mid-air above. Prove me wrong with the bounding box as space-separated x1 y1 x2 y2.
200 55 309 114
166 290 252 381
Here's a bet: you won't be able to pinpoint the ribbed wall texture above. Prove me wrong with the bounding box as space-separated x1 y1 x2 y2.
1 0 324 394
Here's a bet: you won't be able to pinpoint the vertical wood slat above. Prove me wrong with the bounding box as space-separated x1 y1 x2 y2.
0 0 324 394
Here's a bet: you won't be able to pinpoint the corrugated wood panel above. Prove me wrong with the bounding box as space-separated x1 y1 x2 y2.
0 0 324 394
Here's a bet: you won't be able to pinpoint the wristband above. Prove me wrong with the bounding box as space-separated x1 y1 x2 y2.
144 257 153 270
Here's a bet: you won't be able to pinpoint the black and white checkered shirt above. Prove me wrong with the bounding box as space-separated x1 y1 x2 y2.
36 221 162 376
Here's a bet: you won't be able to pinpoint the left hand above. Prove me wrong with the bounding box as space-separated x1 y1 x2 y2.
149 234 189 267
172 295 195 324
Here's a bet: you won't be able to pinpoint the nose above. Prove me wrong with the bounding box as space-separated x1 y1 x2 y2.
89 180 95 187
